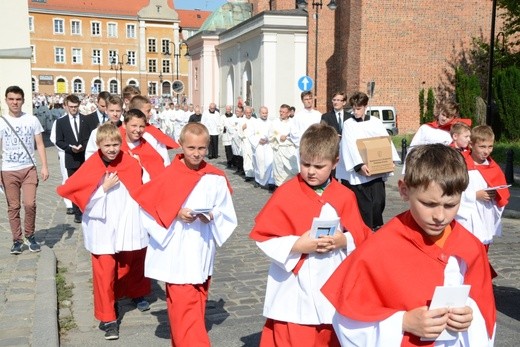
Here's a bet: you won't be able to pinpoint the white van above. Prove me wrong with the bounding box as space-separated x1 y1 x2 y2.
366 106 398 135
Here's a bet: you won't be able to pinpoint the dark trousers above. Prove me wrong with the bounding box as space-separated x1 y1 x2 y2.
341 178 385 230
224 146 234 166
208 135 219 158
234 156 244 174
67 168 82 218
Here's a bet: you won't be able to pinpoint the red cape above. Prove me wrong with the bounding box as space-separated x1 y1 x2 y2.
250 175 372 273
119 127 166 179
56 150 143 212
463 151 510 207
321 211 496 345
426 118 472 131
134 154 232 228
145 123 179 149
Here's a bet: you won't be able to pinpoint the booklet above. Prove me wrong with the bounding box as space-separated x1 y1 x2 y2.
190 207 212 219
420 284 471 341
310 217 340 238
484 184 511 191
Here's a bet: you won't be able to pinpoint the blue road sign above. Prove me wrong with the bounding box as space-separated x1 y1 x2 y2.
298 76 314 92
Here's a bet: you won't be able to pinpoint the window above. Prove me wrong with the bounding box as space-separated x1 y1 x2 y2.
148 82 157 95
162 39 170 54
71 20 81 35
109 80 118 94
55 47 65 63
29 16 34 32
162 60 171 74
72 48 82 64
127 51 136 66
93 79 102 94
148 59 157 73
148 38 156 53
107 23 117 38
108 50 118 65
32 77 36 92
91 22 101 36
53 18 64 34
126 24 135 38
31 45 36 63
92 49 101 64
73 79 83 93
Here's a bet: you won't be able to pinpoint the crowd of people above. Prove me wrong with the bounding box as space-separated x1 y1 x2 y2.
0 84 508 346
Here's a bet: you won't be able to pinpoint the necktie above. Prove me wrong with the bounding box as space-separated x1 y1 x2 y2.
337 112 342 132
73 116 79 141
102 113 107 123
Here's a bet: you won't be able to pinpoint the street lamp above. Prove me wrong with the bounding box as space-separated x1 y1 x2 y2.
486 0 498 125
297 0 337 108
165 41 189 81
110 53 130 97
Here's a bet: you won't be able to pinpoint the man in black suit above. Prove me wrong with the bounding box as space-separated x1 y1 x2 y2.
54 94 92 223
85 91 110 129
321 91 349 136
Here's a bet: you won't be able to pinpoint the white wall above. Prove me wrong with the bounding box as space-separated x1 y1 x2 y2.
0 1 32 113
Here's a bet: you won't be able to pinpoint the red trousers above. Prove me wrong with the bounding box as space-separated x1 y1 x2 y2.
260 319 340 347
166 279 211 347
91 248 151 322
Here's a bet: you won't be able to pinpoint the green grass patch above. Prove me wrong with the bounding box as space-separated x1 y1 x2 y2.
56 267 77 333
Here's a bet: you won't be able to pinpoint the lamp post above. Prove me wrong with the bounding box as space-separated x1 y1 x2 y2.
110 53 129 97
165 41 189 81
297 0 337 108
486 0 498 125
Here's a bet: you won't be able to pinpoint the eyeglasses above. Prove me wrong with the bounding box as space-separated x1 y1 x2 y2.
332 99 345 102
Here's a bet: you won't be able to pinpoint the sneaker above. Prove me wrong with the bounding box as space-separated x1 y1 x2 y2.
132 297 150 312
103 321 119 340
24 235 41 252
10 241 23 255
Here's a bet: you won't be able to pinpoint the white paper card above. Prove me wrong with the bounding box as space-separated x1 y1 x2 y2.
421 284 471 341
310 217 340 238
484 184 511 191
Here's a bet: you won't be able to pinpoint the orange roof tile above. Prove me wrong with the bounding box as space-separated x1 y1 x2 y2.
177 9 211 29
28 0 175 17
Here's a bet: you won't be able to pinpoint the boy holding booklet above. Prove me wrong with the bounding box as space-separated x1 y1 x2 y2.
322 144 496 346
250 123 371 346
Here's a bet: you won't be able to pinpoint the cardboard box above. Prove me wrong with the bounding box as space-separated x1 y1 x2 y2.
356 136 394 174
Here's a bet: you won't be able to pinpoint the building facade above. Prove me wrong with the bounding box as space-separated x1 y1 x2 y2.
28 0 208 103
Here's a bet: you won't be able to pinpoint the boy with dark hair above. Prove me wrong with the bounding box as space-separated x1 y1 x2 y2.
456 125 509 252
57 123 144 340
1 86 49 254
323 144 496 346
136 122 237 346
449 121 472 152
336 91 400 231
251 123 371 346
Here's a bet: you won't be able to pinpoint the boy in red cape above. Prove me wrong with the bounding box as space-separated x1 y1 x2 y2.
449 121 472 153
322 144 496 346
57 123 145 340
250 123 372 347
456 125 510 251
135 122 237 347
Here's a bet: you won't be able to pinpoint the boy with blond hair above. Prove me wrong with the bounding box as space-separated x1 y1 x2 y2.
57 123 143 340
449 121 471 152
322 144 496 346
456 125 509 250
251 123 371 346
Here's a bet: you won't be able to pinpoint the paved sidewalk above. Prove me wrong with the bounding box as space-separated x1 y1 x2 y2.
0 145 519 346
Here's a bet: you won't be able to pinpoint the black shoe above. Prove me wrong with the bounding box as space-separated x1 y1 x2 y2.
10 240 23 255
132 297 150 312
102 321 119 340
253 182 260 188
244 177 253 182
268 184 277 193
74 215 82 223
24 235 41 252
66 208 74 215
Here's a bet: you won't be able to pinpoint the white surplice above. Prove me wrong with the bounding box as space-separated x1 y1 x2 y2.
241 117 256 177
257 204 356 325
269 118 298 187
250 118 274 186
142 174 237 284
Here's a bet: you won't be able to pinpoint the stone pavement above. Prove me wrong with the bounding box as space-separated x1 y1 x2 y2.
0 143 519 346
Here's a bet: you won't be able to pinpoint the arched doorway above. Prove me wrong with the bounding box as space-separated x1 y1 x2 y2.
162 81 171 96
56 78 66 94
242 61 252 106
226 67 234 107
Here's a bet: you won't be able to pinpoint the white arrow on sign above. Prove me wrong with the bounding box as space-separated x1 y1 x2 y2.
301 77 310 91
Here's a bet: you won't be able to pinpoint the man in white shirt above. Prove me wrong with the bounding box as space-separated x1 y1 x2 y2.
250 106 274 190
201 103 222 159
289 91 322 160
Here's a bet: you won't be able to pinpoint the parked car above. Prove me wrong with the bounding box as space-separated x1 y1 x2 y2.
366 106 398 135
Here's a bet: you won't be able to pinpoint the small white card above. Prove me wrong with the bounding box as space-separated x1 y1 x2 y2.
310 217 340 238
484 184 511 191
421 284 471 341
190 207 212 219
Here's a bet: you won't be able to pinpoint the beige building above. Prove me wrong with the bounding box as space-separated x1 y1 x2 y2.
28 0 208 102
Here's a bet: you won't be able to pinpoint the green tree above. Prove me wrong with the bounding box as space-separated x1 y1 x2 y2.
498 0 520 48
494 65 520 140
419 88 425 123
425 88 435 123
455 68 481 125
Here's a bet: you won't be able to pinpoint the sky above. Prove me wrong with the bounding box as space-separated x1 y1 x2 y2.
175 0 229 11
